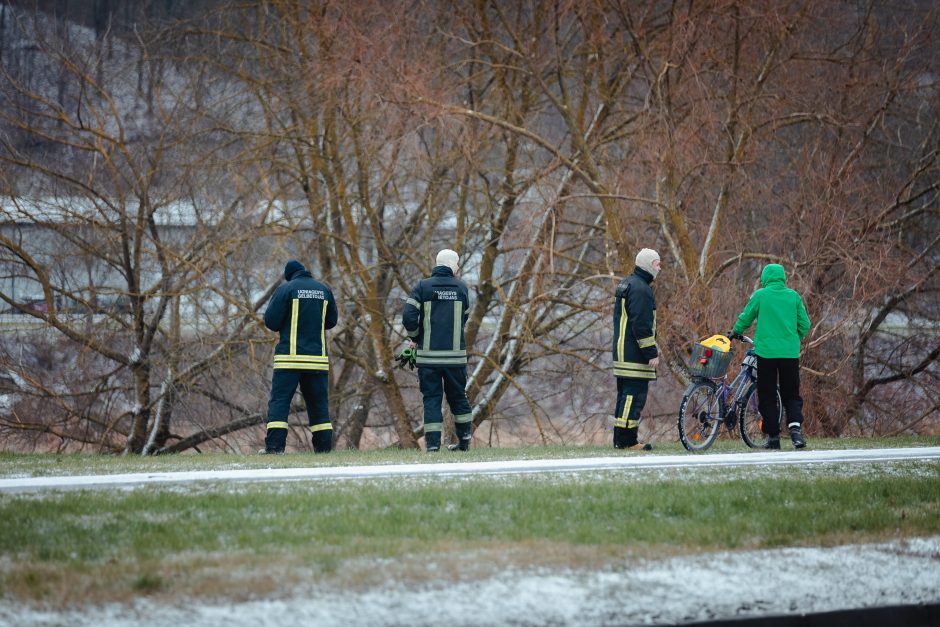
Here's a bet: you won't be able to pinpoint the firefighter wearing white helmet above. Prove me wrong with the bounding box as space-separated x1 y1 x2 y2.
402 249 474 452
611 248 661 450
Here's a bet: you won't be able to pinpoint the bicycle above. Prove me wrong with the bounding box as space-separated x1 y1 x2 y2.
677 334 782 452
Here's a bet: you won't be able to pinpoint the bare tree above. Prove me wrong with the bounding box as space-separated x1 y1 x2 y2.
0 1 935 454
0 6 278 453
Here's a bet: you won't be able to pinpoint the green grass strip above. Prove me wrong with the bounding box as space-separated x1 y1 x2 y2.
0 461 936 604
1 468 937 562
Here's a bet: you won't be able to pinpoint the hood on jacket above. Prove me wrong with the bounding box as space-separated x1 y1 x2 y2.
761 263 787 287
284 259 306 281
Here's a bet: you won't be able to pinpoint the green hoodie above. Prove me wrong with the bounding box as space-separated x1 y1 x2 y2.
733 264 811 359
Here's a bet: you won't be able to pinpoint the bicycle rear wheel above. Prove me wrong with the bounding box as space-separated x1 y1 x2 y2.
677 380 722 452
739 382 782 448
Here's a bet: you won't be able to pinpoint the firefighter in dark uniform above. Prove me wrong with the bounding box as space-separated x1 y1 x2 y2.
402 249 474 452
262 260 338 454
612 248 661 450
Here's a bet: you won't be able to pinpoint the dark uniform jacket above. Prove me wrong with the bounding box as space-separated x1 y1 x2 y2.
612 267 657 380
264 269 338 371
402 266 471 367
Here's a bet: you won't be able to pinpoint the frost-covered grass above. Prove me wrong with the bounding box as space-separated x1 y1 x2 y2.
0 435 937 478
0 461 937 605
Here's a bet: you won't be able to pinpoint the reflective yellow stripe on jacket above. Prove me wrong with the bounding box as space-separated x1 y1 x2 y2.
613 361 656 379
617 298 628 362
637 310 657 349
290 298 299 355
320 300 327 357
274 297 330 371
273 355 330 370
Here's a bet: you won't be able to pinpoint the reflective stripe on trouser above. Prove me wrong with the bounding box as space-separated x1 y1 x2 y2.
418 365 473 451
613 377 648 448
265 369 331 452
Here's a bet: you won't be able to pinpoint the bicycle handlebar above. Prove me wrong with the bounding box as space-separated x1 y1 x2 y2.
727 333 753 344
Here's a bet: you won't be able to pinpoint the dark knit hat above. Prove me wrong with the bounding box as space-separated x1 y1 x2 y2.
284 260 305 280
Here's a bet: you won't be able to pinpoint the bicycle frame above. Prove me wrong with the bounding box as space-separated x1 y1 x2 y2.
678 334 780 451
723 360 757 423
691 335 756 430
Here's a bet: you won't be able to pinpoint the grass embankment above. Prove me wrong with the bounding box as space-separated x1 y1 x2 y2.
0 456 937 606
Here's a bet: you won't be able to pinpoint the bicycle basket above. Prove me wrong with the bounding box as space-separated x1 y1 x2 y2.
688 342 734 378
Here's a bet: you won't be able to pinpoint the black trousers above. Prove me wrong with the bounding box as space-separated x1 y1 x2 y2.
265 369 332 453
613 377 648 448
418 366 473 450
756 356 804 437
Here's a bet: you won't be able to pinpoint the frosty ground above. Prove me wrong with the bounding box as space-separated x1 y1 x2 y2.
3 536 937 627
1 448 937 626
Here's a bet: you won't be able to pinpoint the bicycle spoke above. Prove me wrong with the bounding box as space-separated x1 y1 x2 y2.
678 381 722 452
739 383 782 448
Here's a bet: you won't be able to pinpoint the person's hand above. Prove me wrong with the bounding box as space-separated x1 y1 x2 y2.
408 340 417 349
396 347 417 369
649 357 660 369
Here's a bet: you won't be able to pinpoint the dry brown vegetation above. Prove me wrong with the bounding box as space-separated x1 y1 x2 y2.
0 0 936 454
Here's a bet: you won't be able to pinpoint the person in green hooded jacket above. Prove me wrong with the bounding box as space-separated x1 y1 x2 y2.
732 263 811 449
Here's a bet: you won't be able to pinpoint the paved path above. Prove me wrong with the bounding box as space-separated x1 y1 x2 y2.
2 446 937 492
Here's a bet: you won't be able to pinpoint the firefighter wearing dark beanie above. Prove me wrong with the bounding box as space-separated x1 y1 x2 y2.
261 260 339 454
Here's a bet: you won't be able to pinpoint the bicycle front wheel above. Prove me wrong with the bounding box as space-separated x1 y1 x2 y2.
678 380 722 452
739 382 782 448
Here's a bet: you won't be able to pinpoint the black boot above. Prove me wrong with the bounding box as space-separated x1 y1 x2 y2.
447 438 471 451
264 424 287 454
789 425 806 449
762 436 781 450
613 426 631 449
311 429 332 454
448 423 472 451
425 431 441 452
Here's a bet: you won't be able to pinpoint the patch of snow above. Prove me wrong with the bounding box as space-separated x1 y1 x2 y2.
1 537 937 626
4 369 28 389
0 393 20 410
